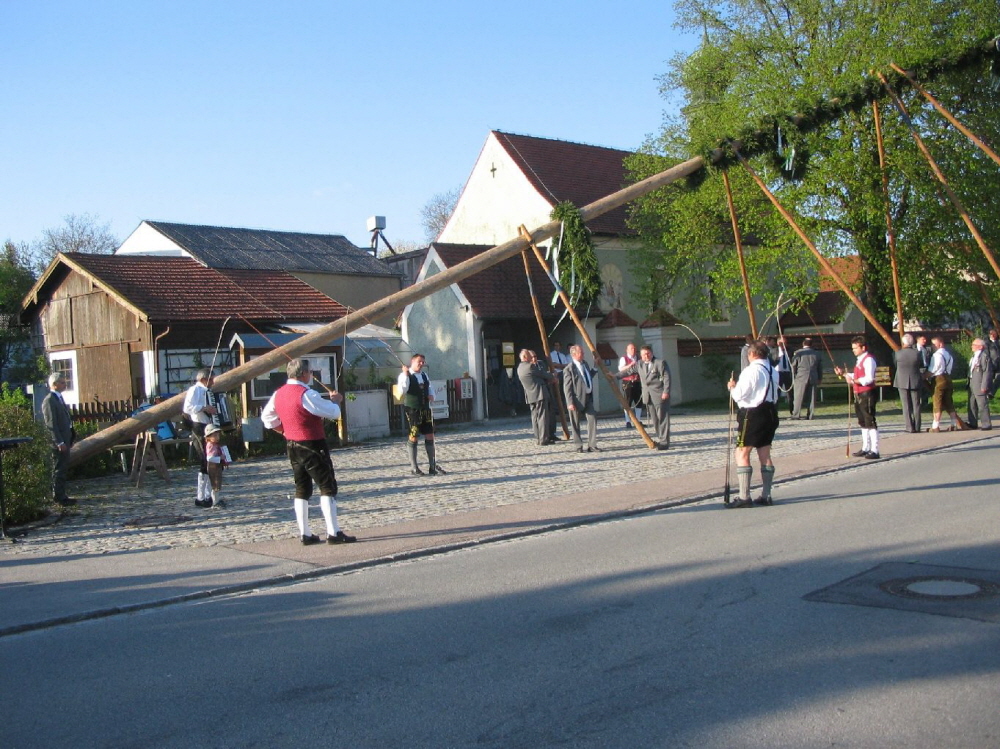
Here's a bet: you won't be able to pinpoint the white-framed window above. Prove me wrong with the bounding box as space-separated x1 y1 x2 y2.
49 351 79 406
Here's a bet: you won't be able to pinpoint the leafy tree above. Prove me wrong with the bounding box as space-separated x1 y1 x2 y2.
34 213 118 267
420 188 460 242
0 241 44 384
628 0 1000 331
0 383 53 524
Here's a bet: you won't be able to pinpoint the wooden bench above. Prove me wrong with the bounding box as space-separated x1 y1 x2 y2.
818 365 892 401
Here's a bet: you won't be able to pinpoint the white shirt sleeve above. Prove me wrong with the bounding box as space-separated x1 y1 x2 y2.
261 392 281 429
301 387 341 420
857 355 876 386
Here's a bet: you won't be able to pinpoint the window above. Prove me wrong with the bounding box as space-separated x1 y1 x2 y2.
50 357 75 390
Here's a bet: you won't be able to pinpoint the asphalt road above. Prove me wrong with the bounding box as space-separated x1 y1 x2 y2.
3 438 999 748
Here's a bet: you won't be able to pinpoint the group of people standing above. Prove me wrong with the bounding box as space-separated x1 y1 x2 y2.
516 341 674 453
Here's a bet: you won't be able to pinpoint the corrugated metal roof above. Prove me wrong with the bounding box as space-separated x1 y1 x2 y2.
146 221 399 277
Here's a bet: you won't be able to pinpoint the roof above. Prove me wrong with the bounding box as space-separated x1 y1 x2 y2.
595 342 619 361
47 254 348 323
780 291 850 328
493 131 634 236
431 243 564 320
596 308 639 329
144 221 399 277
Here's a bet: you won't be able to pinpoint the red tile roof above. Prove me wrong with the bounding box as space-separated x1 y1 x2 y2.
596 308 639 329
493 131 634 236
432 243 567 320
62 254 347 322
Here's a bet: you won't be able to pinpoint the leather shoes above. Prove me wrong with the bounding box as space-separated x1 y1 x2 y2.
300 534 321 545
429 465 447 475
656 443 669 450
328 531 357 544
725 498 753 509
851 450 869 457
588 446 602 453
194 498 212 508
753 496 773 506
865 452 880 459
411 468 424 476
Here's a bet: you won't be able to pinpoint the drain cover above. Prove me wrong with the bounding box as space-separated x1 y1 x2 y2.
805 562 1000 622
123 515 193 528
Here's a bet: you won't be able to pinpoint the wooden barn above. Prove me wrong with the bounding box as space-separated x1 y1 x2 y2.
20 252 348 407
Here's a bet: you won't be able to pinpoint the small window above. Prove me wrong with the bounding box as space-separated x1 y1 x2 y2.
51 358 74 390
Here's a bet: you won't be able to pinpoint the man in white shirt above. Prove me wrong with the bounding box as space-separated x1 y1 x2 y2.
182 369 218 508
727 340 779 507
397 354 445 475
262 358 355 546
927 336 969 432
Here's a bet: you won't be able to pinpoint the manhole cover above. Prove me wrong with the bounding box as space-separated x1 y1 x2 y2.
804 562 1000 622
880 576 1000 601
123 515 193 528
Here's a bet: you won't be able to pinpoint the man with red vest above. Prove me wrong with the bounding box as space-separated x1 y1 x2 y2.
835 336 881 459
262 358 357 545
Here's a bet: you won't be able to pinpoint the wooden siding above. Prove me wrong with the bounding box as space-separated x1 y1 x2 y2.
76 344 140 402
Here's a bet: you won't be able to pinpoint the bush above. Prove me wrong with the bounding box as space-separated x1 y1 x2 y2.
0 384 54 524
67 420 121 479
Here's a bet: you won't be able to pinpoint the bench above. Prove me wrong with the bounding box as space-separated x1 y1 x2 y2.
818 365 892 401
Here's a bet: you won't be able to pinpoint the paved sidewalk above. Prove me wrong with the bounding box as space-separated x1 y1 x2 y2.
1 410 991 635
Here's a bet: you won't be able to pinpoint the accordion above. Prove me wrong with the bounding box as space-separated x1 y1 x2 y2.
207 390 236 431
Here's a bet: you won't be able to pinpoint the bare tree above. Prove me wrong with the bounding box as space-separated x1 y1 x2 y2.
35 213 118 266
420 188 460 242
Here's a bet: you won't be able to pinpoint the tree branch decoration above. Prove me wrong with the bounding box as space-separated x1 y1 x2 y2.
550 201 602 307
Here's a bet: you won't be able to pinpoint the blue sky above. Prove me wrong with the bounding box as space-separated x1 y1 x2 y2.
1 1 698 251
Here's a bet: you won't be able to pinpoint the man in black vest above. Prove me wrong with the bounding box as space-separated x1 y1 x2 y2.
398 353 446 475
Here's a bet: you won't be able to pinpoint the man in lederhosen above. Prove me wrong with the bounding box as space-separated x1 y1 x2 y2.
262 358 356 545
727 340 780 508
398 353 446 475
835 336 882 457
182 369 218 508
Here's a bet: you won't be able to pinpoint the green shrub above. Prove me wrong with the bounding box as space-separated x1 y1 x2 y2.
0 384 53 524
67 420 120 479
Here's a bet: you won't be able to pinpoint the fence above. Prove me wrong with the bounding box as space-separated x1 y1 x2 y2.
68 399 146 425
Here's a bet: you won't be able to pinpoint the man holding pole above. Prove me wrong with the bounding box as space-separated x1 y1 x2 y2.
517 349 556 446
638 345 671 450
563 344 600 453
726 340 779 508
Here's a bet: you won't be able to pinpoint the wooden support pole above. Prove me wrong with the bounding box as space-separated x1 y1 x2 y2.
878 72 1000 287
733 147 900 352
70 154 712 466
872 99 907 340
890 63 1000 169
722 170 757 338
518 226 658 450
520 248 571 439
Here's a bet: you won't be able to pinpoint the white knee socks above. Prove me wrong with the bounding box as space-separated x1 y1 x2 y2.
320 495 340 535
293 498 310 536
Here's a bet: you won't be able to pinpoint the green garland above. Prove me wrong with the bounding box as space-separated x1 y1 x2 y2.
550 201 602 306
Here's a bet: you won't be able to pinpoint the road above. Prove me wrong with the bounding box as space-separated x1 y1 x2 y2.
3 437 999 748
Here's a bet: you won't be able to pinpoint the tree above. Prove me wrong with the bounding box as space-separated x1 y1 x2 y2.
628 0 1000 331
34 213 118 267
420 188 460 242
0 241 44 384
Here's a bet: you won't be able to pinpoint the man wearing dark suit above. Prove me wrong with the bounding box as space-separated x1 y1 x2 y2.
638 345 671 450
894 333 925 433
967 338 994 430
41 372 76 506
791 338 822 419
563 344 599 453
986 329 1000 398
517 349 555 446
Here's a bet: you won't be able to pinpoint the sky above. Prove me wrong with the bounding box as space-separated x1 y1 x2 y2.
1 1 698 252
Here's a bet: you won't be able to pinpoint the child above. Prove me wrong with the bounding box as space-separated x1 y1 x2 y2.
203 424 230 508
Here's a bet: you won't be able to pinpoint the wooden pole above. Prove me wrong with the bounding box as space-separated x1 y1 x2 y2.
69 154 711 465
520 248 571 439
889 63 1000 169
722 170 757 338
733 147 900 352
518 226 658 449
872 100 907 340
878 72 1000 286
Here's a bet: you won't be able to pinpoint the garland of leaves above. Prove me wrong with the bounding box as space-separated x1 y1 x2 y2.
688 33 1000 175
550 201 602 306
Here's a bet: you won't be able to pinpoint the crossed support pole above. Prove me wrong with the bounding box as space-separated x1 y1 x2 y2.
518 226 658 450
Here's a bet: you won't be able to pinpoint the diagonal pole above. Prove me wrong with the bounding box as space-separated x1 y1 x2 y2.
872 100 907 340
69 155 712 465
722 170 758 338
520 247 571 439
878 72 1000 286
733 146 900 352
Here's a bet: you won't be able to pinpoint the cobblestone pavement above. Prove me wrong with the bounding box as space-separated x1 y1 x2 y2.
2 410 909 557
